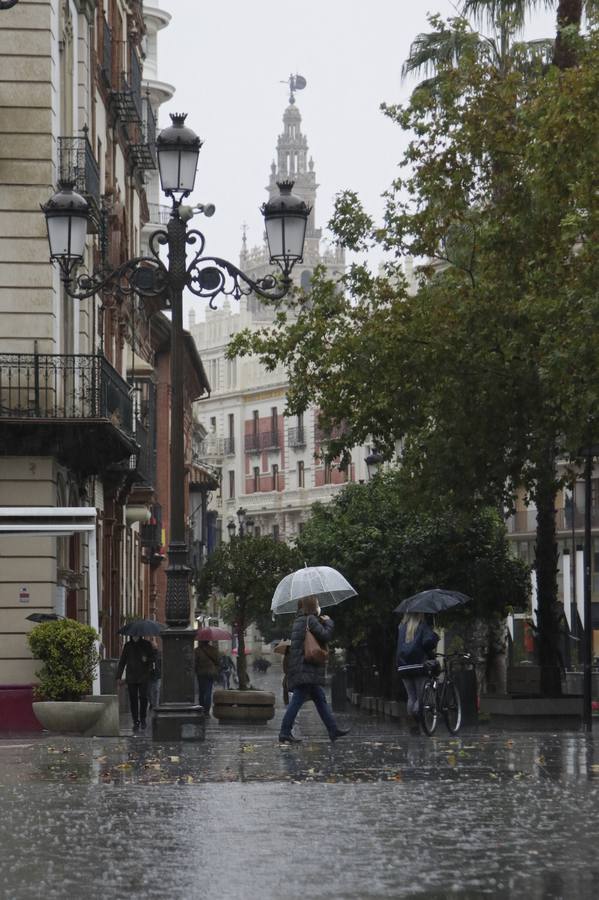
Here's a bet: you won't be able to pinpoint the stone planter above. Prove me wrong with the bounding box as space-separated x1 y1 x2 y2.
32 701 105 735
212 689 275 723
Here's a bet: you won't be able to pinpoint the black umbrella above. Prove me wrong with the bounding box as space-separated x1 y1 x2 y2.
394 588 471 615
118 618 165 637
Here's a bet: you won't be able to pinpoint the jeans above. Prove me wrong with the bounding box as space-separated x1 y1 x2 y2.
280 683 338 738
402 676 426 716
197 675 214 714
127 681 149 724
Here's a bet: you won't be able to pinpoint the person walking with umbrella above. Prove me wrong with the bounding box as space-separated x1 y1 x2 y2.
278 596 349 743
116 623 158 732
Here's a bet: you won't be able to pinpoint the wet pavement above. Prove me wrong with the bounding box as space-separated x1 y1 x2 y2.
1 669 598 899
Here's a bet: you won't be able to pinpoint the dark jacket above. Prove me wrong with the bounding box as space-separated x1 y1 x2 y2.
116 639 155 684
287 613 334 691
194 643 220 678
396 621 439 668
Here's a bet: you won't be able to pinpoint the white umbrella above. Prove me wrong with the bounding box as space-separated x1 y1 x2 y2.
271 565 357 616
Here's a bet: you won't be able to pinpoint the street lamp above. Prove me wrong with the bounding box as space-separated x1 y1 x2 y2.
365 450 384 481
237 506 247 537
227 520 236 541
42 112 310 741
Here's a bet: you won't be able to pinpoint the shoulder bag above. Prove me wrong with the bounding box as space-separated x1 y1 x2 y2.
304 616 329 665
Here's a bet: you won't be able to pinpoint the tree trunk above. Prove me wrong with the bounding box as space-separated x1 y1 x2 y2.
237 622 250 690
553 0 583 69
534 462 562 696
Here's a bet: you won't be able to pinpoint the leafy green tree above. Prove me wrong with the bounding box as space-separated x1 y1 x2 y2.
196 535 300 689
295 472 529 694
228 24 599 694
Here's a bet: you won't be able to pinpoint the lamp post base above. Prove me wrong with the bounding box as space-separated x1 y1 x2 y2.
151 703 205 741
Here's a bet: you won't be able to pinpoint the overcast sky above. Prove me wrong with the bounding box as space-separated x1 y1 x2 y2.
154 1 557 309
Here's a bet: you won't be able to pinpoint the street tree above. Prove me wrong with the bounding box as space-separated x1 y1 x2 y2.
196 535 300 690
228 24 599 694
295 472 529 694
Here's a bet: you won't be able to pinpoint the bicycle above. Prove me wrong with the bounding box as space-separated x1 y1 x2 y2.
419 652 472 736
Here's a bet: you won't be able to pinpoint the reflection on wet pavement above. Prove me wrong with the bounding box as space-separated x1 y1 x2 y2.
0 670 598 898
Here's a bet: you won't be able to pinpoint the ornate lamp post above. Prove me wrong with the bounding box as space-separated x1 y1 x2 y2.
43 112 310 740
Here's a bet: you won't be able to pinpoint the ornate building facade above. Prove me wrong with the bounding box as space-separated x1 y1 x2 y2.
190 95 371 545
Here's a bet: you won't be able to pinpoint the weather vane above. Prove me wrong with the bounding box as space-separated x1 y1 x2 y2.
281 73 307 104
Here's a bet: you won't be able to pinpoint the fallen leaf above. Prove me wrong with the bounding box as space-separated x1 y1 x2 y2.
446 753 457 766
168 755 180 763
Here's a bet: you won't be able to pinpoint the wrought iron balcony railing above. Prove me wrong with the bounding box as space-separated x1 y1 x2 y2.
0 352 132 433
129 96 157 171
111 42 142 123
245 431 280 452
223 437 235 455
57 134 100 213
288 425 305 447
146 203 172 226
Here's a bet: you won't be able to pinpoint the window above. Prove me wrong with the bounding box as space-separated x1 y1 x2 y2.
254 525 261 538
253 466 260 492
229 470 235 499
210 416 216 432
272 464 279 491
298 460 305 488
228 413 234 439
271 406 278 430
324 461 331 485
272 524 280 542
253 410 259 435
297 412 304 430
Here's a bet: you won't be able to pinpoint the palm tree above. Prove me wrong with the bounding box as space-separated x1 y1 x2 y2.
402 2 554 90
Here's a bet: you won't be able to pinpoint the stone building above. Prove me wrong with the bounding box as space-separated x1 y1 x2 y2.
0 0 214 727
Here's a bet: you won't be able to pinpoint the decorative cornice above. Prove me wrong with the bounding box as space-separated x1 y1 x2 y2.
72 0 98 21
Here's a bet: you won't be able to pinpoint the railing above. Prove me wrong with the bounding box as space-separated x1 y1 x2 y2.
223 437 235 455
244 431 280 452
288 426 305 447
146 203 172 226
196 437 225 458
129 96 157 170
112 42 142 122
57 134 100 210
0 353 132 433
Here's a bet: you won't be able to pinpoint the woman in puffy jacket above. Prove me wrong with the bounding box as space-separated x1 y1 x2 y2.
279 595 349 744
396 612 439 719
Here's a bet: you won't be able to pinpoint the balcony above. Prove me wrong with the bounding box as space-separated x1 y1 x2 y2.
111 42 142 123
57 134 100 218
288 426 305 448
0 353 135 475
129 96 157 171
244 431 280 452
195 436 225 459
506 506 599 534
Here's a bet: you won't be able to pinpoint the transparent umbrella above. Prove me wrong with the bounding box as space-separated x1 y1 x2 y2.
271 565 357 616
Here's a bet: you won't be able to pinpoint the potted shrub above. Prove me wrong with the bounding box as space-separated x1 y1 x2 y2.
28 619 103 734
196 535 300 722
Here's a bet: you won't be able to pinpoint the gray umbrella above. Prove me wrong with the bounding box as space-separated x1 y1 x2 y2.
118 618 165 637
394 588 471 615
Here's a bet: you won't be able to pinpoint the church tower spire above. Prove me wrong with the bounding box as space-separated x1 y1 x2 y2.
268 94 320 250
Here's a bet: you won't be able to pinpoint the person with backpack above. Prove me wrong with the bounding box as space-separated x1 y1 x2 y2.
396 612 439 721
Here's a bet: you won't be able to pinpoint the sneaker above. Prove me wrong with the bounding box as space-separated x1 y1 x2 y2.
279 734 302 744
330 728 350 742
133 721 140 732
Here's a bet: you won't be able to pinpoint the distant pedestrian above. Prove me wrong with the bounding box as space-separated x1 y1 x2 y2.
218 654 235 689
396 612 439 722
149 637 162 710
115 636 156 732
279 595 349 744
194 640 220 715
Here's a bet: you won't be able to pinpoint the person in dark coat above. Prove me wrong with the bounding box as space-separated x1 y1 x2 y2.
396 612 439 719
116 636 156 731
279 595 350 744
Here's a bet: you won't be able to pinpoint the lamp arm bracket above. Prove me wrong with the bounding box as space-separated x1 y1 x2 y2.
61 254 169 301
186 251 292 308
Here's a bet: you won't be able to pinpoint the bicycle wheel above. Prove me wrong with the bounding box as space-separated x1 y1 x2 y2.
420 681 438 736
443 680 462 734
